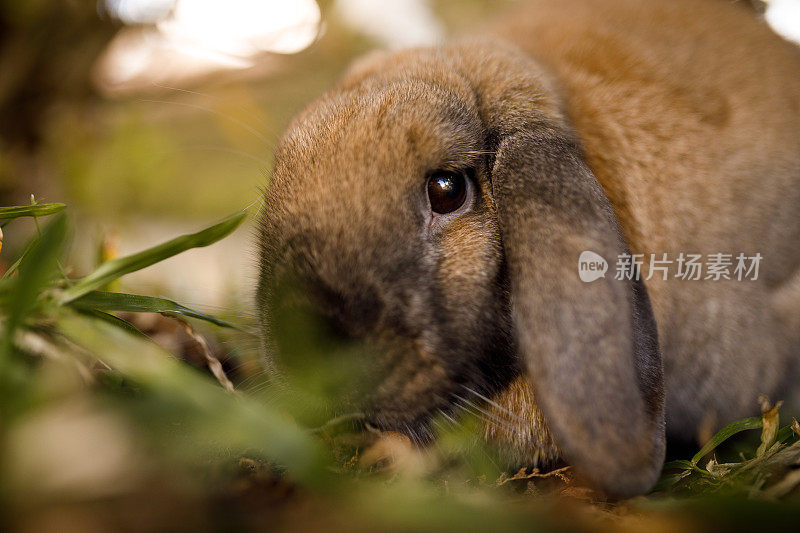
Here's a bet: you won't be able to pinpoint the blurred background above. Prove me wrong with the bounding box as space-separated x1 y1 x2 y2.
2 0 796 311
0 0 519 312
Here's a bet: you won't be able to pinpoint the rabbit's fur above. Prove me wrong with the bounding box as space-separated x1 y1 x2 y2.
257 0 800 496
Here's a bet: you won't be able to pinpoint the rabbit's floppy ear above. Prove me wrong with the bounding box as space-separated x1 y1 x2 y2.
447 41 666 495
491 129 665 496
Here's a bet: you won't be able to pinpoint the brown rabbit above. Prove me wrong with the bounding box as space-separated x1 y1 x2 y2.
256 0 800 496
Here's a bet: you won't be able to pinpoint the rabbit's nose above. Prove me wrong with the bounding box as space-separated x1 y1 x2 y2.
272 259 385 339
311 277 385 338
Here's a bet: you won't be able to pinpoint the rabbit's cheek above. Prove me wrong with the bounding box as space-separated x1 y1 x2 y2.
437 215 502 303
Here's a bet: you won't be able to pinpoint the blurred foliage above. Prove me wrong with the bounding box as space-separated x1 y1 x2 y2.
0 0 116 148
0 202 799 532
0 0 513 302
0 0 512 224
0 0 117 208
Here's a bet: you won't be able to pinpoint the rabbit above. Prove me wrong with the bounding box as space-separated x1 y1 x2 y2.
256 0 800 497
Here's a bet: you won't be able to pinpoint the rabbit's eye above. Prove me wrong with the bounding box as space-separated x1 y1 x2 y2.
427 171 467 214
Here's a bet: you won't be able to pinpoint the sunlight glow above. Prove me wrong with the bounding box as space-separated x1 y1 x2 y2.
98 0 320 92
765 0 800 45
160 0 321 57
106 0 174 24
334 0 443 48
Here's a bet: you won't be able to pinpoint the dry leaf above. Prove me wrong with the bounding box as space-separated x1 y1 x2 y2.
756 396 782 457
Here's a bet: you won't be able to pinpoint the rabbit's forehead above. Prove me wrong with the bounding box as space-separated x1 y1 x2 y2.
276 88 484 195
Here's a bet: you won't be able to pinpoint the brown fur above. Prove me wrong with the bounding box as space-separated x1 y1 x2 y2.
257 0 800 496
490 0 800 437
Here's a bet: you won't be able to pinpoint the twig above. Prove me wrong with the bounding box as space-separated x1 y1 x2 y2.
173 316 237 394
14 330 96 385
496 465 572 486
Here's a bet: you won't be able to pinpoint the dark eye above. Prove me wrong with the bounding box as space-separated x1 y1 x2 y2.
427 171 468 214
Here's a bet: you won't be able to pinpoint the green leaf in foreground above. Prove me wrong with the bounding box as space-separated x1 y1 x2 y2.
2 239 36 279
2 214 67 348
60 211 246 304
691 417 763 465
654 417 765 492
662 459 694 471
56 311 330 486
69 290 239 329
0 214 67 410
77 308 146 337
0 203 66 220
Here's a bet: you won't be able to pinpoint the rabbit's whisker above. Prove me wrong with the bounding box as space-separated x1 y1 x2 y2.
436 408 460 429
139 99 273 146
150 82 271 129
239 374 273 392
402 422 431 445
243 380 279 397
452 394 518 434
461 385 528 425
154 145 269 167
236 370 269 389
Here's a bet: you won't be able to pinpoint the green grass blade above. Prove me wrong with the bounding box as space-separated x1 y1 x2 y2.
1 239 36 279
56 312 330 486
59 211 246 304
691 417 763 466
75 308 145 337
652 470 692 492
1 214 67 349
653 460 695 493
69 291 238 329
663 460 694 471
0 203 66 220
776 424 797 444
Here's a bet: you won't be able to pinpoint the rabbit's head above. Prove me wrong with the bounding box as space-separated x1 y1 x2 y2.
257 40 665 496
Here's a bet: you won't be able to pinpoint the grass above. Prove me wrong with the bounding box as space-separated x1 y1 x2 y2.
0 198 799 532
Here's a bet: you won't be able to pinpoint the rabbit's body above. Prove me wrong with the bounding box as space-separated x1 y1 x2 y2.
258 0 800 495
482 0 800 452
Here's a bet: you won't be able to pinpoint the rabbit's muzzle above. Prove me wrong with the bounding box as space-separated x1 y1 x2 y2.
259 228 518 438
